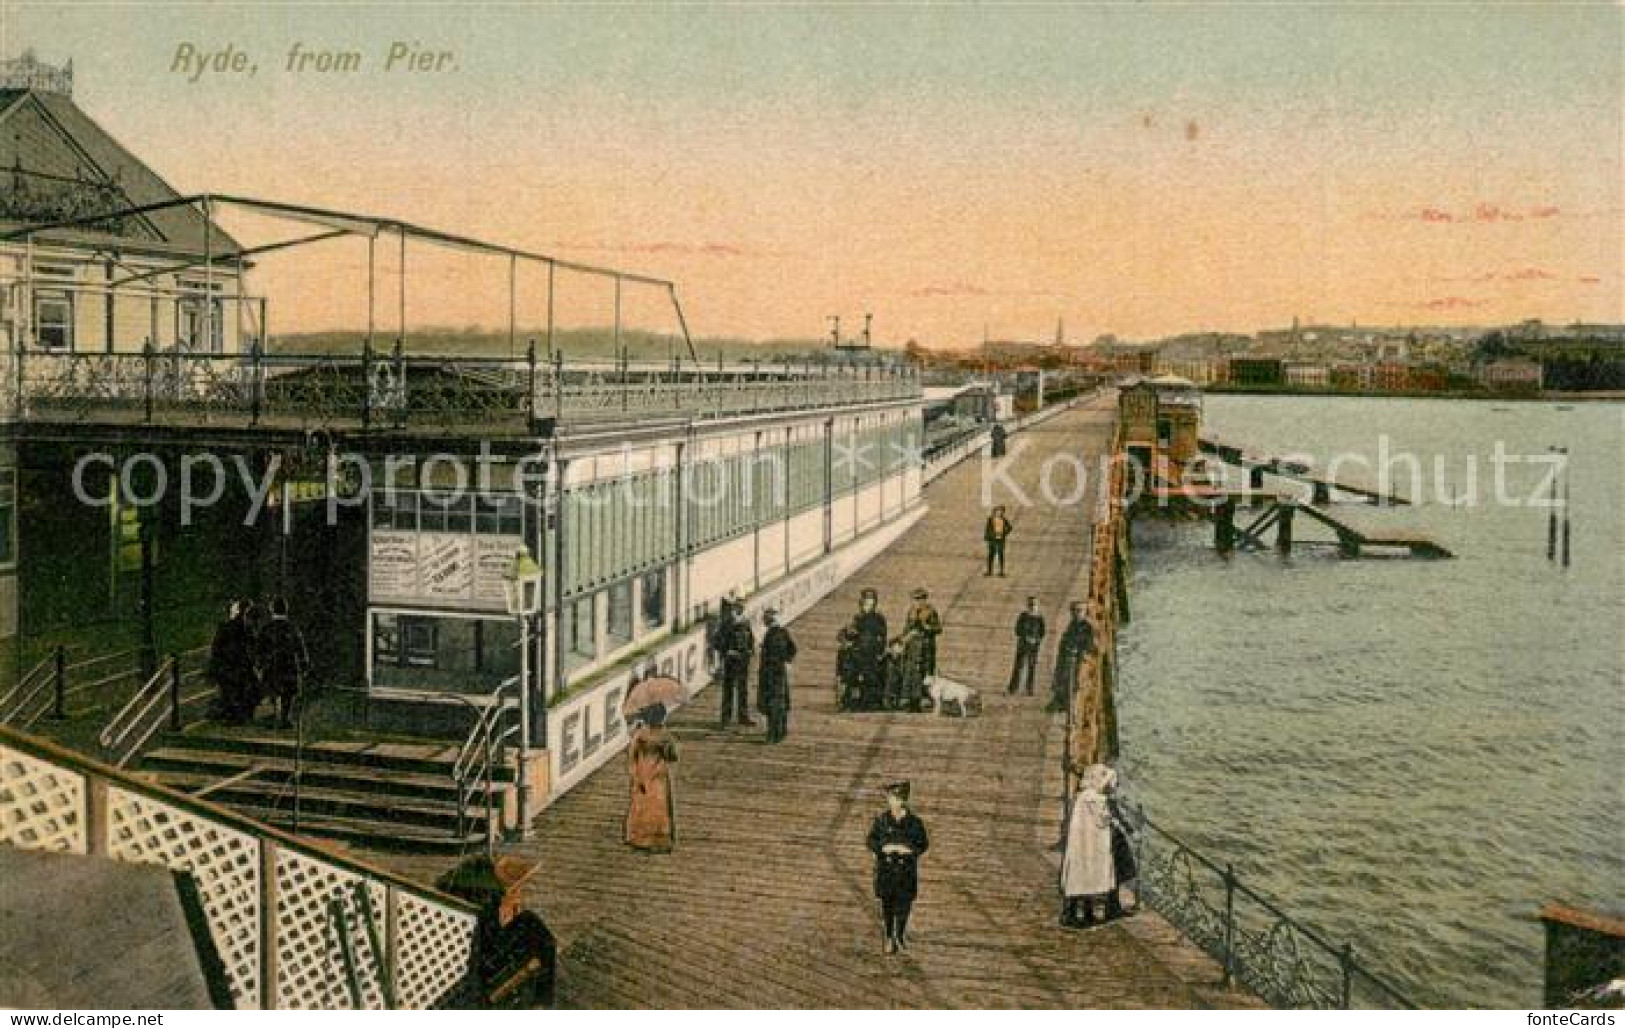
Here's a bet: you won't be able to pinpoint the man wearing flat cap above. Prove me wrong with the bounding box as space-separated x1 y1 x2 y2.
758 608 797 744
867 781 929 954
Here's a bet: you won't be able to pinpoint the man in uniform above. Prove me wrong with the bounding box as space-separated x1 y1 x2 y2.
1047 601 1095 714
720 600 756 727
1008 596 1046 696
757 608 797 744
983 504 1014 576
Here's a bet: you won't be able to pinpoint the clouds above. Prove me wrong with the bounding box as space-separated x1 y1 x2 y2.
1404 202 1564 224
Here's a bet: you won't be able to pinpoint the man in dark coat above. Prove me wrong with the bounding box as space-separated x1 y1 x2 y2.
208 600 258 725
840 588 888 711
903 588 942 678
983 505 1013 576
757 609 797 743
1007 596 1046 696
1047 601 1095 714
258 596 309 729
867 781 929 954
719 601 755 727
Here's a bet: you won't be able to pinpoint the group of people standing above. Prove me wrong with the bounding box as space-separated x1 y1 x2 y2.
1008 597 1097 714
707 598 799 743
207 597 310 729
834 587 942 712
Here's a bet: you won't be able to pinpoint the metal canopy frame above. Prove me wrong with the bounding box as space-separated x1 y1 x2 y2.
2 191 702 366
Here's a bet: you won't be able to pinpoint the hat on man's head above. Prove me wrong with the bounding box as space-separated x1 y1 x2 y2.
910 588 928 600
885 780 911 801
860 587 878 602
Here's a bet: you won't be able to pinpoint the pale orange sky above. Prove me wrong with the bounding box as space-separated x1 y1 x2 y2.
6 2 1622 345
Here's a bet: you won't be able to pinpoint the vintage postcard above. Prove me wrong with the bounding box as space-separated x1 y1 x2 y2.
0 1 1619 1015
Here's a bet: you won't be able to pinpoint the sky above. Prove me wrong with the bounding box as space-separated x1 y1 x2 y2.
3 1 1621 347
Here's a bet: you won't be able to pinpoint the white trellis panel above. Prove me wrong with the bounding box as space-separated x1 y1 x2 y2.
0 743 86 854
104 786 263 1008
393 890 478 1009
273 847 389 1009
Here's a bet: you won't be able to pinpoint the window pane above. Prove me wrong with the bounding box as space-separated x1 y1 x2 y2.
607 579 633 649
640 568 666 631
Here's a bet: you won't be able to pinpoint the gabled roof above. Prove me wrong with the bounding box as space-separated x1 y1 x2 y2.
0 88 240 258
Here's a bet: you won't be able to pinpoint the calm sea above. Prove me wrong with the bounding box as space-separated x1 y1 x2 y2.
1116 394 1624 1008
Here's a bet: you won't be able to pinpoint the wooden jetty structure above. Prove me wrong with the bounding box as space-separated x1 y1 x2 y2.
1199 436 1410 506
1213 497 1451 559
373 396 1261 1009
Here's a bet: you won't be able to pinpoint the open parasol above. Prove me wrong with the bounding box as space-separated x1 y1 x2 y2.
622 675 686 718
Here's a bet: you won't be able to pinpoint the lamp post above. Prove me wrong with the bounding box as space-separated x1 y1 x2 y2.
503 546 543 840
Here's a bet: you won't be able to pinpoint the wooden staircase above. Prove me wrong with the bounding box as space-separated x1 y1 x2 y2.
141 727 516 852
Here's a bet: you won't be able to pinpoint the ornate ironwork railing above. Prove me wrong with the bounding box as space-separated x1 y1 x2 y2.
1125 805 1418 1009
8 343 920 433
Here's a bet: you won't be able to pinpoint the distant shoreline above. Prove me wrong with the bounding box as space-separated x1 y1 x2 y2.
1203 385 1625 403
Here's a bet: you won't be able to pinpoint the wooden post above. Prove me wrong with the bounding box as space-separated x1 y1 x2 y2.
1276 500 1295 554
1215 497 1235 554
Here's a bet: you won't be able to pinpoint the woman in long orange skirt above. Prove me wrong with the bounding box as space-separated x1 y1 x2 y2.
624 705 678 852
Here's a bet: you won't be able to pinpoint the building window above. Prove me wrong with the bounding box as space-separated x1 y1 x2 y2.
0 468 14 567
34 290 72 350
640 568 666 632
176 295 224 352
607 578 634 649
564 594 597 673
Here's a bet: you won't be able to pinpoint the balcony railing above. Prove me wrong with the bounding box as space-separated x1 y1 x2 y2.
0 344 920 434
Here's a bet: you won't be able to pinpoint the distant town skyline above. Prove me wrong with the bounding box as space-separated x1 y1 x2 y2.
3 3 1620 344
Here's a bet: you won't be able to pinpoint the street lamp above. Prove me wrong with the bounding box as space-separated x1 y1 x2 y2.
502 545 543 839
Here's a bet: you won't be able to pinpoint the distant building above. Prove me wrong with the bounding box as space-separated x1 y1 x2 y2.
1153 358 1217 385
1330 362 1373 391
1112 350 1157 375
1227 357 1284 387
1283 363 1330 389
1477 358 1543 392
1373 362 1412 392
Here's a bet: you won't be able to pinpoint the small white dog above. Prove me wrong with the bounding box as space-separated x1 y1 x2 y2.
924 675 980 717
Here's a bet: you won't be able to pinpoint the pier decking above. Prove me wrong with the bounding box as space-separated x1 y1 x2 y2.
379 396 1260 1009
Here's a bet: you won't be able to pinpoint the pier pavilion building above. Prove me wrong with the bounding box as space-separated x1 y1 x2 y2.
0 58 925 835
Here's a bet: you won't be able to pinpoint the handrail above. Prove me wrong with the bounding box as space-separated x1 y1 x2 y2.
0 646 62 726
98 653 180 766
1125 803 1418 1009
432 680 520 850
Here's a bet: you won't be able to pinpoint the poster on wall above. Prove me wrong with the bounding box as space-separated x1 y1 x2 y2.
369 530 522 611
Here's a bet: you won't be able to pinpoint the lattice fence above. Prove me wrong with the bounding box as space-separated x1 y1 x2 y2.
105 786 263 1008
0 743 86 854
0 733 479 1009
273 848 389 1009
394 890 479 1009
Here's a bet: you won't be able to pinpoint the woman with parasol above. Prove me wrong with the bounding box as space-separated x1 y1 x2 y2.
624 702 679 852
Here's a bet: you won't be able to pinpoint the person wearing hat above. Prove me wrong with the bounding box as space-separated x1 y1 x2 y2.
717 599 756 728
839 588 889 711
983 504 1014 576
867 781 930 954
258 596 310 729
1061 764 1131 927
625 704 679 852
903 588 942 678
1047 601 1095 714
1008 596 1046 696
757 608 797 743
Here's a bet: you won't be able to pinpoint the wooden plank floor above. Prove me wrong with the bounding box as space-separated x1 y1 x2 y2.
385 395 1260 1008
